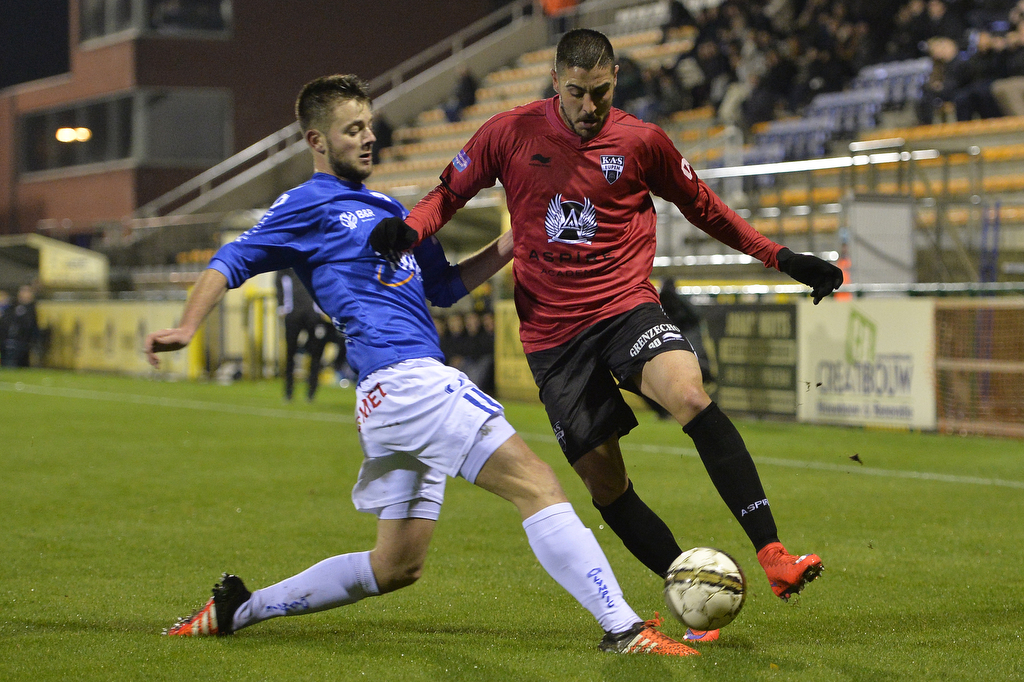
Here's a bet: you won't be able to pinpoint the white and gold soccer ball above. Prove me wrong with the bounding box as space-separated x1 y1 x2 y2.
663 547 747 631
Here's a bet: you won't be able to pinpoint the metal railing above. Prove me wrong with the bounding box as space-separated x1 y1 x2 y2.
688 140 1003 280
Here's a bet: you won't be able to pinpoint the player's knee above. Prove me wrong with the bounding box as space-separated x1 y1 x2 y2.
532 460 566 499
666 382 710 423
513 457 568 508
583 472 629 507
375 559 425 593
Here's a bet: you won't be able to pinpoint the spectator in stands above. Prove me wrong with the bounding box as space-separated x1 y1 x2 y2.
440 312 469 370
611 56 646 112
1 285 39 368
480 310 495 340
628 64 688 122
460 310 495 393
371 115 393 165
917 34 1005 122
790 44 853 111
276 269 330 402
885 0 930 60
954 32 1004 120
917 35 963 122
923 0 966 42
661 0 696 44
991 23 1024 115
685 38 734 110
651 64 691 120
442 67 478 123
720 25 780 126
742 45 798 129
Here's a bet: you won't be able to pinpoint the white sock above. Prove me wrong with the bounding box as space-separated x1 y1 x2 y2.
232 551 380 631
522 502 640 634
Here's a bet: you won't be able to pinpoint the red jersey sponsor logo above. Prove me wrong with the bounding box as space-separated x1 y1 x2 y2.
544 194 598 245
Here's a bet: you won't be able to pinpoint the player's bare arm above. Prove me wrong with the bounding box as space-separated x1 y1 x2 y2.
145 268 229 367
456 229 513 292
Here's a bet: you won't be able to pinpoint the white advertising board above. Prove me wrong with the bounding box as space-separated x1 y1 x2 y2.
797 298 936 429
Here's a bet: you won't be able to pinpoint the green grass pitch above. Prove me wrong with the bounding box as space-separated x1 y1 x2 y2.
2 368 1022 681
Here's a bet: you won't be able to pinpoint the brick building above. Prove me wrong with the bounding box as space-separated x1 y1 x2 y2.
0 0 500 236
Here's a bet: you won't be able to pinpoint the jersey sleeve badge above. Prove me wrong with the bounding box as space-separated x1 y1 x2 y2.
453 149 471 172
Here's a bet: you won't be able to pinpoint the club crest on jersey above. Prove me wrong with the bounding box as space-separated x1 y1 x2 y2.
545 194 598 245
600 155 624 184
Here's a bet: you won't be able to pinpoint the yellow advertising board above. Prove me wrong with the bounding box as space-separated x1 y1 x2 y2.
37 300 193 376
494 300 539 403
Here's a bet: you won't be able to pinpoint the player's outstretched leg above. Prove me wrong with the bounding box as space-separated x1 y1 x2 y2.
165 574 251 636
473 434 698 656
164 549 385 636
757 542 824 600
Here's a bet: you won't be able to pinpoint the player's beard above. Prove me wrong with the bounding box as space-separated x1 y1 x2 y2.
560 103 605 140
326 143 372 183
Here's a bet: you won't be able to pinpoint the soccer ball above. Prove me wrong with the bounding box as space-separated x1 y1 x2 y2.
663 547 746 631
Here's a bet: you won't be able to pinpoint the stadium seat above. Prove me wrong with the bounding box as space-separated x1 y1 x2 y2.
852 58 933 109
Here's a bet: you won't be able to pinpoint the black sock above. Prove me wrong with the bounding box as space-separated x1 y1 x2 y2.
594 480 682 577
683 402 780 552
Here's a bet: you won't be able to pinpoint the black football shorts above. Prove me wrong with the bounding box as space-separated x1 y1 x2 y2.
525 303 696 464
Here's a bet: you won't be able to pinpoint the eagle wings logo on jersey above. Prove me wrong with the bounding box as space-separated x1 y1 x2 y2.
545 194 598 245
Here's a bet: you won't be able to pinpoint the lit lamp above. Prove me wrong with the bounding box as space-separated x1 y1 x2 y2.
55 127 93 142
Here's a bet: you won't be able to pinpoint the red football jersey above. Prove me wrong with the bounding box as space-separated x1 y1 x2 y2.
407 97 783 353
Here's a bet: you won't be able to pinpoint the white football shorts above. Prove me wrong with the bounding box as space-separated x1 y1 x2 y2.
351 358 515 521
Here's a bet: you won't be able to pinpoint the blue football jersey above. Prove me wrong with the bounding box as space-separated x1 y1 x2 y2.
208 173 468 382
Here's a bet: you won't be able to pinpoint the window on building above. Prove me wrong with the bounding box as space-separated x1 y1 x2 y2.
80 0 230 42
20 89 231 174
149 0 229 32
21 96 133 172
141 89 231 163
80 0 137 41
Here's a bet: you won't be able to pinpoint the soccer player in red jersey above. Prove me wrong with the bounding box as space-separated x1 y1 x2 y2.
371 29 840 603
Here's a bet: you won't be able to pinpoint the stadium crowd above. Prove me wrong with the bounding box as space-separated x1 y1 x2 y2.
607 0 1024 133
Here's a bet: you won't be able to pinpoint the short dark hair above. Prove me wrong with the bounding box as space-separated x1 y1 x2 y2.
554 29 615 72
295 74 371 133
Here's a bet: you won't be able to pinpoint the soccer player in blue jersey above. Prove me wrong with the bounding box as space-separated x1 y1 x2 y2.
144 74 698 656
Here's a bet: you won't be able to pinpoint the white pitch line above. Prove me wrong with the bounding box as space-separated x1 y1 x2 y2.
4 381 1022 490
516 432 1024 490
0 381 352 423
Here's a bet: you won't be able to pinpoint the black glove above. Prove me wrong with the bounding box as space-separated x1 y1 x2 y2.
776 247 844 304
369 217 418 263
